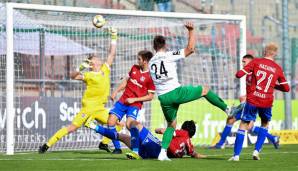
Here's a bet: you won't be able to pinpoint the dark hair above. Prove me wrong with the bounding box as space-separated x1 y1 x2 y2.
243 54 254 60
138 50 153 62
181 120 196 138
153 35 166 51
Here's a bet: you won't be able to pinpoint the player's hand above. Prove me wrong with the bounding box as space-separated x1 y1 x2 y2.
185 21 194 31
126 98 136 104
155 128 165 134
78 60 91 72
193 153 207 159
239 95 246 103
110 91 118 102
109 27 118 41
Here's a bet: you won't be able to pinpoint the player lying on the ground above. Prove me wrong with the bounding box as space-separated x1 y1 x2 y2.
106 50 155 154
149 21 236 161
229 43 290 161
85 118 206 159
211 54 279 149
39 28 122 154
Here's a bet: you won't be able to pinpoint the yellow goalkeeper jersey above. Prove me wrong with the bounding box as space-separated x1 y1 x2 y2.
81 63 110 109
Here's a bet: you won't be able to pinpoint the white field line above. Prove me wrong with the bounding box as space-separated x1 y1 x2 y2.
0 151 297 161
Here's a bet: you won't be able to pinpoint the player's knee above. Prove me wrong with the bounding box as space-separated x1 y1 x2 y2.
67 124 78 133
201 86 209 96
261 120 269 127
227 117 236 125
168 120 177 128
126 121 131 130
107 115 117 126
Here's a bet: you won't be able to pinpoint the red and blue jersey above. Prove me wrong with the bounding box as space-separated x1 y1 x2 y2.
236 58 290 108
167 130 195 158
119 65 155 109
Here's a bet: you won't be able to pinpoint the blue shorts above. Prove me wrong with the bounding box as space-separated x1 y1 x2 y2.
241 102 272 122
138 127 161 159
234 103 245 121
109 101 139 120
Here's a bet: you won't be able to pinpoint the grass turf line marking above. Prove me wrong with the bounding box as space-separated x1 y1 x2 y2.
0 151 298 161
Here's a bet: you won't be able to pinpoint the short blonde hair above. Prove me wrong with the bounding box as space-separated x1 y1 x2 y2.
265 42 278 55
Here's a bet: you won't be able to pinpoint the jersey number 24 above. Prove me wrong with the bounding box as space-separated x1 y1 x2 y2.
151 61 168 79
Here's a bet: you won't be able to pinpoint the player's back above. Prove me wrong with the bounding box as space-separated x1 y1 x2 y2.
247 58 284 107
149 50 185 96
167 129 194 158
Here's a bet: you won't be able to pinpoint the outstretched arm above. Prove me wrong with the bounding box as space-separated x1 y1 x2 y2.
110 77 128 102
184 22 196 57
106 27 118 67
155 128 166 134
275 72 290 92
70 61 91 80
126 92 154 104
191 152 207 159
70 71 83 80
236 59 255 78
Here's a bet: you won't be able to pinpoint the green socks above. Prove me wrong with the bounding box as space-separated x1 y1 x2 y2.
161 127 175 149
204 90 228 111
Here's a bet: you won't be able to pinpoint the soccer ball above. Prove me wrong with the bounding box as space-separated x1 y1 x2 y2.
92 15 106 28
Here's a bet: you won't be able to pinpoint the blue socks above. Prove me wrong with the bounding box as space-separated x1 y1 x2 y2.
255 127 268 152
217 124 233 147
265 130 276 143
252 126 276 143
108 126 121 150
95 125 118 140
130 126 140 153
234 129 245 156
251 126 260 134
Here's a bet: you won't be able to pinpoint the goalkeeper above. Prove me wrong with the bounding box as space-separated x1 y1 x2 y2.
39 28 122 153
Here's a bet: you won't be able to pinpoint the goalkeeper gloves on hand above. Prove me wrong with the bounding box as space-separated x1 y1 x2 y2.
109 27 118 42
77 59 91 72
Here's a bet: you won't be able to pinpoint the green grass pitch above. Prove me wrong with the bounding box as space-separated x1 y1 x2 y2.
1 145 298 171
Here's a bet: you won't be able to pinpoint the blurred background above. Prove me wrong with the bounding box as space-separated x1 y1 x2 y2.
0 0 297 151
1 0 297 98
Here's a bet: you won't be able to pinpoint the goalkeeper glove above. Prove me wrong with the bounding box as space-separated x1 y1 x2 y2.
109 27 118 43
77 59 91 72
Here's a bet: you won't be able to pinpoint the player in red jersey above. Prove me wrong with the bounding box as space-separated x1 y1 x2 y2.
85 119 206 159
155 120 206 159
229 43 290 161
211 54 280 149
107 50 155 154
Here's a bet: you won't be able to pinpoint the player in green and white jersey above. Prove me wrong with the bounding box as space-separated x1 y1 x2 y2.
149 22 234 161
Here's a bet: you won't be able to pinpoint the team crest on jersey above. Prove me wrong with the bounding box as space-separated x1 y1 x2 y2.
173 51 180 55
81 113 86 118
140 76 145 82
133 71 136 74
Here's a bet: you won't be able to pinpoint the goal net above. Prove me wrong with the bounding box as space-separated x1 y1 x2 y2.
1 3 246 153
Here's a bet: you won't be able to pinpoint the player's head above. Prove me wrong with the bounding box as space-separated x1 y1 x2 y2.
137 50 153 68
181 120 196 138
242 54 254 67
153 35 166 51
264 42 278 58
88 55 102 70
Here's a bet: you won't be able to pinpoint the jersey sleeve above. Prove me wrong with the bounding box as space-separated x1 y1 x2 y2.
174 130 188 137
128 65 135 78
236 59 255 78
83 72 89 82
101 63 111 75
146 76 156 93
185 138 195 156
275 69 290 92
166 49 185 62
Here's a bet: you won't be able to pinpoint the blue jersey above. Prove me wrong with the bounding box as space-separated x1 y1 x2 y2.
138 127 161 159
